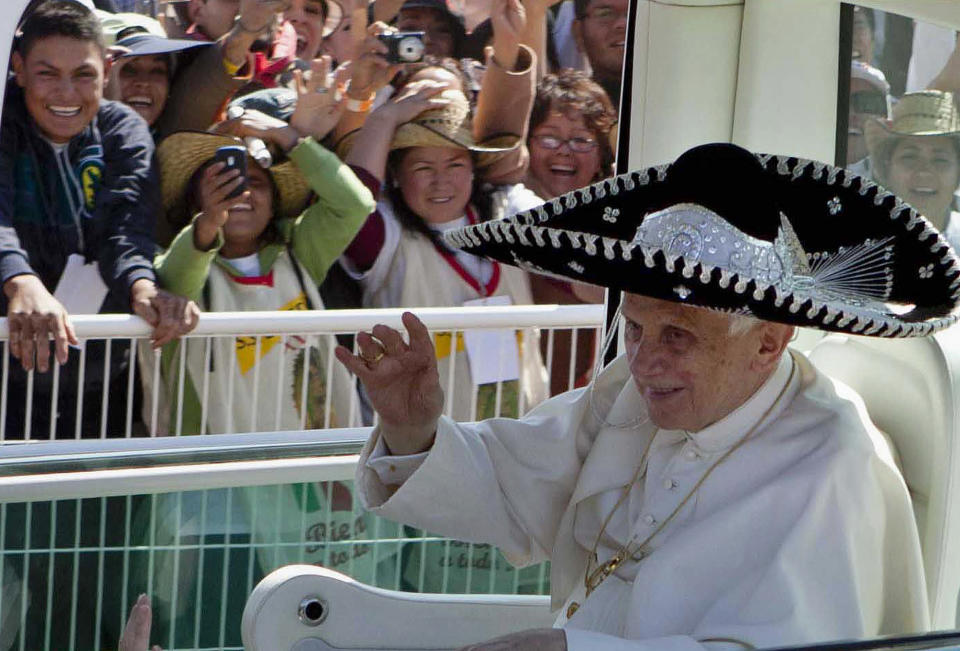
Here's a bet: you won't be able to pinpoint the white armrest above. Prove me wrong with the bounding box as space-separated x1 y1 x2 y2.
242 565 555 650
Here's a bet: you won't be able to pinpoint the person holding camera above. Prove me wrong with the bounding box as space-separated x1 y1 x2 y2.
154 56 372 435
145 57 383 645
340 0 546 421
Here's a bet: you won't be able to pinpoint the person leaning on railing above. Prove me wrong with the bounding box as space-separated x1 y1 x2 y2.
0 0 198 440
0 4 198 649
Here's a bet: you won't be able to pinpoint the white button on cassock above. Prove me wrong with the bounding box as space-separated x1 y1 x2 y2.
684 448 700 461
664 478 677 490
644 514 656 526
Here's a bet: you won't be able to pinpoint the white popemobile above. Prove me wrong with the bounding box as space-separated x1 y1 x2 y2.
3 1 960 651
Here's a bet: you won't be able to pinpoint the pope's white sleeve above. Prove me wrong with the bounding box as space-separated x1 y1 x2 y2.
355 385 593 567
364 435 429 485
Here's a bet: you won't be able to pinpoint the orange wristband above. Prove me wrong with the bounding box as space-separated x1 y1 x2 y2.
345 96 375 113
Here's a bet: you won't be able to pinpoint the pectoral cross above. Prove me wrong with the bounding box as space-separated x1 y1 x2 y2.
585 550 626 596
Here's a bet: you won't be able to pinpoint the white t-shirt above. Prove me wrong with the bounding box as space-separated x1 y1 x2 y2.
223 252 261 277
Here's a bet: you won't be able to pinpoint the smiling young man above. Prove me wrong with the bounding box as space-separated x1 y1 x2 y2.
572 0 627 108
339 143 944 650
0 0 198 438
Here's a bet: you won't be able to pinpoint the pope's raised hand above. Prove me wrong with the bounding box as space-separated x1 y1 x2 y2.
335 312 444 455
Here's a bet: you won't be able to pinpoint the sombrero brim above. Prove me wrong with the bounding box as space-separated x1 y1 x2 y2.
445 149 960 337
390 123 520 168
157 131 312 235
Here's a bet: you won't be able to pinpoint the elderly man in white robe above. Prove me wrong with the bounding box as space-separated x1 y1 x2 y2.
336 143 960 650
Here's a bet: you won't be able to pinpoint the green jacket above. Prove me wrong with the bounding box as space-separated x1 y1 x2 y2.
157 137 374 296
155 137 375 435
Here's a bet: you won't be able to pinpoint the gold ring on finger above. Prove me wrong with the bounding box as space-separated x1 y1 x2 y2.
361 350 385 364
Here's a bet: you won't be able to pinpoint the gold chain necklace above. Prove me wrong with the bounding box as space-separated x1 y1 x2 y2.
582 357 798 600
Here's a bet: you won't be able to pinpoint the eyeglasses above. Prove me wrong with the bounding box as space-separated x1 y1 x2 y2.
531 134 599 153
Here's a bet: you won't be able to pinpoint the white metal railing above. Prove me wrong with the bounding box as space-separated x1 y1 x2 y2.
0 305 606 338
0 306 601 650
0 305 605 444
0 429 369 503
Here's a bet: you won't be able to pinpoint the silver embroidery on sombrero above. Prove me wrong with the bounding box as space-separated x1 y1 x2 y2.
509 250 551 276
631 203 896 313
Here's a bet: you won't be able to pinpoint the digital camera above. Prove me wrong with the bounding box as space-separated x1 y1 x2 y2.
379 31 426 64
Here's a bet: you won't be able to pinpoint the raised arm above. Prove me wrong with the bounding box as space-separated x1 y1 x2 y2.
332 22 401 150
344 78 451 182
336 312 444 454
156 0 291 138
154 159 246 302
928 34 960 96
97 105 199 348
338 311 594 566
475 0 538 185
520 0 562 78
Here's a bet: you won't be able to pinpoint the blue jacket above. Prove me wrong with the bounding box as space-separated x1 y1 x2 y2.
0 84 158 314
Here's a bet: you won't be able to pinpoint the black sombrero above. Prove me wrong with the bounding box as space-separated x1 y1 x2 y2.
444 143 960 337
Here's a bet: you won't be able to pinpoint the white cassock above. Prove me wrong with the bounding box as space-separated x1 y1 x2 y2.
356 351 929 650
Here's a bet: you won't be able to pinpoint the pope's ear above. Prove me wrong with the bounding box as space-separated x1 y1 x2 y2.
753 323 793 372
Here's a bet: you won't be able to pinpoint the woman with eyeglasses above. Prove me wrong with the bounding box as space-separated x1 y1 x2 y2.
525 69 616 202
525 69 616 395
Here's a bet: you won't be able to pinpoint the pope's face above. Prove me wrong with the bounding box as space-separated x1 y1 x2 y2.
622 294 790 432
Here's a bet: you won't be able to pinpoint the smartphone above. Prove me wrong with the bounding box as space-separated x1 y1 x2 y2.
213 145 247 200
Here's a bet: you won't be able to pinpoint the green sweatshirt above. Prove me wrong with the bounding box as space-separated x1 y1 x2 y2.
157 136 375 296
154 137 375 436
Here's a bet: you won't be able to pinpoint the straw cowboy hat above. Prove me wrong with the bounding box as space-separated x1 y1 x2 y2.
157 131 312 237
445 143 960 337
864 90 960 165
389 89 520 168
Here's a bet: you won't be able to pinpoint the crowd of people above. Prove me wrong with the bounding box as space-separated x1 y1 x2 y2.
5 0 960 648
1 0 625 648
845 6 960 250
2 0 627 441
